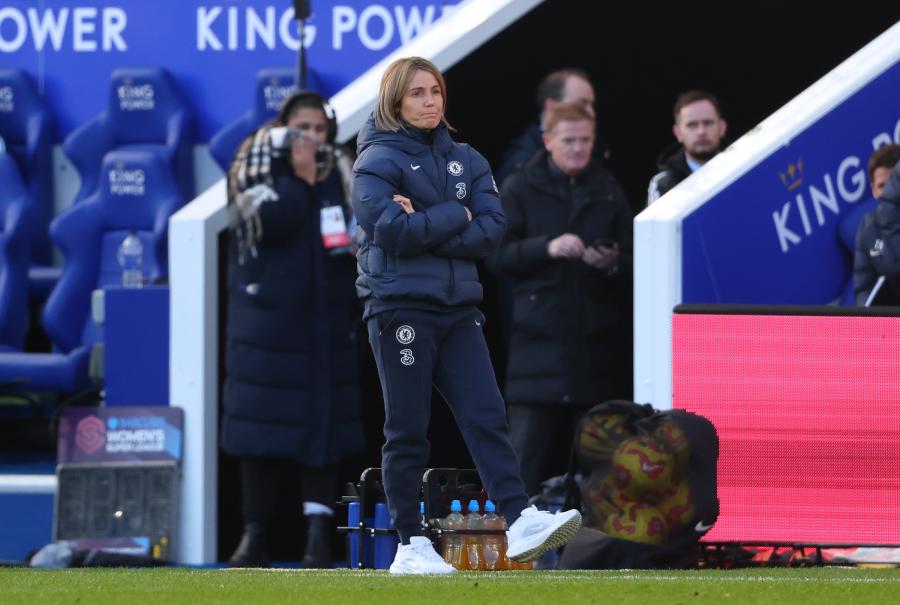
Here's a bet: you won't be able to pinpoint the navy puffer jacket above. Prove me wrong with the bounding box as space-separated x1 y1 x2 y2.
351 114 505 317
222 155 364 465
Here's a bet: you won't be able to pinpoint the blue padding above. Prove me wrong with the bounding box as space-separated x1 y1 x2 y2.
62 67 194 205
0 152 32 350
208 67 294 171
0 150 179 394
0 347 89 392
0 491 54 562
45 151 178 353
105 286 169 406
0 69 54 266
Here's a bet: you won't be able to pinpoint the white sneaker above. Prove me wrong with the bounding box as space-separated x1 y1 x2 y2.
389 536 458 575
506 506 582 563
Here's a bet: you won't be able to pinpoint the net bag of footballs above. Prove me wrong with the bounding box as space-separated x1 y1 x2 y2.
559 400 719 570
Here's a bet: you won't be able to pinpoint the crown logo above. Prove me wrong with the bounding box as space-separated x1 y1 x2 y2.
779 159 804 191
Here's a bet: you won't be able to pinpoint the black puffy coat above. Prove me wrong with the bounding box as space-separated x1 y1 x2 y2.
492 152 633 406
646 146 692 205
221 156 364 465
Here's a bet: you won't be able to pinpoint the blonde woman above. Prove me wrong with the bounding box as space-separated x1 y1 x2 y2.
351 56 582 575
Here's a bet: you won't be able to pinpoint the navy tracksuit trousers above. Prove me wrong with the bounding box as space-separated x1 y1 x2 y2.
367 306 529 543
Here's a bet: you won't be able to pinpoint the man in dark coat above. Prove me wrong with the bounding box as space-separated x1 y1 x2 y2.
493 69 609 370
837 145 900 304
855 160 900 305
495 68 607 188
493 102 633 496
646 90 727 205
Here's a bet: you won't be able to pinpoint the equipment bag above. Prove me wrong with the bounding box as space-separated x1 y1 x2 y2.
558 400 719 569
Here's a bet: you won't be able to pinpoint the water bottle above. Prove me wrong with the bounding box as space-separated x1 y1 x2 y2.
441 499 466 570
117 233 143 288
465 499 484 570
481 500 508 570
419 501 427 532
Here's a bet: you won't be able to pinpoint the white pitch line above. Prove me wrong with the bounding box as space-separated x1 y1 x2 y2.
222 569 900 583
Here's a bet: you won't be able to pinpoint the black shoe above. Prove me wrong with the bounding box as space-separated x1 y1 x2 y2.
299 514 333 568
228 522 270 568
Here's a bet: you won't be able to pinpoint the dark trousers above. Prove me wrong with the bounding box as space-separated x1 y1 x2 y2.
507 402 592 497
367 307 529 543
240 457 337 524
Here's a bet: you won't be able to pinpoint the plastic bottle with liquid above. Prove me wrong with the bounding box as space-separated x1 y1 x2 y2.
481 500 508 570
441 499 466 569
465 499 484 570
117 233 143 288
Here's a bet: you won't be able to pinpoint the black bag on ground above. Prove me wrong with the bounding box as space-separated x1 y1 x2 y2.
558 400 718 569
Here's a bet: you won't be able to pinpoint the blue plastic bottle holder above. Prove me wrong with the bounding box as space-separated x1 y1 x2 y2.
373 502 399 569
346 502 374 569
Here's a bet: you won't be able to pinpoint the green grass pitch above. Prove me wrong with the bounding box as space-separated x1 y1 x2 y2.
2 568 900 605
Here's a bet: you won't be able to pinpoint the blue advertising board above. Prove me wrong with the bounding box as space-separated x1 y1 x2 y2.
0 0 460 139
682 61 900 304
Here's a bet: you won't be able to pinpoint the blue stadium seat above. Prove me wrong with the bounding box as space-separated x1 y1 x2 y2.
0 153 33 352
207 67 295 171
63 67 194 206
0 151 180 394
0 69 56 294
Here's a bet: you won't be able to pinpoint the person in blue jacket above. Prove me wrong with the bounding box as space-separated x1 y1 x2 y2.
222 92 364 568
854 159 900 305
352 56 581 575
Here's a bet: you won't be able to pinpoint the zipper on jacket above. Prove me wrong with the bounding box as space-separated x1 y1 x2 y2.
447 258 455 300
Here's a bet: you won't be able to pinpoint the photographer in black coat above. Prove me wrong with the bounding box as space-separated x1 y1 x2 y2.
222 92 364 567
493 102 633 496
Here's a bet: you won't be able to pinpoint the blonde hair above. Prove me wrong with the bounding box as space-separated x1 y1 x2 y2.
375 56 451 132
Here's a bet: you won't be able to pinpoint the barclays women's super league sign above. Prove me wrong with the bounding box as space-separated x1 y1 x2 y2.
0 0 461 138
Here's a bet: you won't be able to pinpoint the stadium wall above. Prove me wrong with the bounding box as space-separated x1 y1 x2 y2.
634 22 900 410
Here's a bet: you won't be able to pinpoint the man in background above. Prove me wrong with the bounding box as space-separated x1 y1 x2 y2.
853 146 900 305
496 68 600 187
647 90 727 205
493 102 632 496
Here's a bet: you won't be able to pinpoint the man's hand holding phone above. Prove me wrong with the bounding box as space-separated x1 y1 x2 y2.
548 233 585 259
582 238 619 272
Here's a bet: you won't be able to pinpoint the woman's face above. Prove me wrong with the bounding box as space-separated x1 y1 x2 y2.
286 107 329 145
398 69 444 130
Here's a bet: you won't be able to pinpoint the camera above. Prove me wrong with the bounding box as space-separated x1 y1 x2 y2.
270 125 332 163
269 126 306 150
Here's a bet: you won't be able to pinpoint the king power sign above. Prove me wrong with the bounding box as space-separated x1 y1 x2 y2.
0 1 461 138
681 61 900 305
